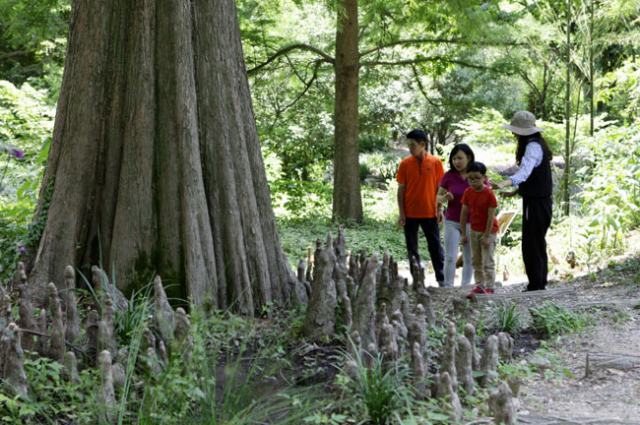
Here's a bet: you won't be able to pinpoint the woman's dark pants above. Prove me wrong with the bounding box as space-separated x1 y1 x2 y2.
522 197 552 291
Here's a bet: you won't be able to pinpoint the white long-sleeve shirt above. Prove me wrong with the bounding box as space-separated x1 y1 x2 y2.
511 142 543 187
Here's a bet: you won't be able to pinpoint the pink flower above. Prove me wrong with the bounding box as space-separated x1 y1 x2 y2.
19 246 25 254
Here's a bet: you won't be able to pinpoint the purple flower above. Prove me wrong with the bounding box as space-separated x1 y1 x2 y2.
9 149 24 159
19 246 25 254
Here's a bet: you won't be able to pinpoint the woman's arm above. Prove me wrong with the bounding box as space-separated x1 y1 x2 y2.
436 186 453 204
492 143 544 190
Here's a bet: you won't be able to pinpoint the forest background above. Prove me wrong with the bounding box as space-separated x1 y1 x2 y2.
2 0 638 280
0 0 639 422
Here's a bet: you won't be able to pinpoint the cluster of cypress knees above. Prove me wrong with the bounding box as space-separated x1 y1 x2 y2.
1 226 519 423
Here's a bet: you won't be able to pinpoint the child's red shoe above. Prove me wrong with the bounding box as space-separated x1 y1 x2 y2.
466 285 486 298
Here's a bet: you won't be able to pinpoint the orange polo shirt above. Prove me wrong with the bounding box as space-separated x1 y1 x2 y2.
396 154 445 218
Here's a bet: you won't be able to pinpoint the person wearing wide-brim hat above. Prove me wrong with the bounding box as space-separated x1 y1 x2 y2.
491 111 554 291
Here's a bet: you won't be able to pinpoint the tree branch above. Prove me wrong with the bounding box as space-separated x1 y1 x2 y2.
519 70 542 97
265 60 323 135
360 56 513 73
359 38 527 58
410 64 441 107
247 44 335 75
0 49 30 62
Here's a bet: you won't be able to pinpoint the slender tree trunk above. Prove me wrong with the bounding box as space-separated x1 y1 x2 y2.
332 0 363 223
589 0 595 136
541 64 549 120
563 0 572 216
27 0 297 315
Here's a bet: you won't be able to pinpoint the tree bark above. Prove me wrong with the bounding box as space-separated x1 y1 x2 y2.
332 0 363 223
27 0 297 315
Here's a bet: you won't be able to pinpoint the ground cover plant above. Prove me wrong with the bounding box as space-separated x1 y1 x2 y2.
2 0 640 423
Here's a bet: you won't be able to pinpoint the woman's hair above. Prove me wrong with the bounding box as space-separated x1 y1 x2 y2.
448 143 475 171
515 133 553 165
467 161 487 176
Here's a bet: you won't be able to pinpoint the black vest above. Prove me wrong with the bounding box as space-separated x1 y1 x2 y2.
518 141 552 198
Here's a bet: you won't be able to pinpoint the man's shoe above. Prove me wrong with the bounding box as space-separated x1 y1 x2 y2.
466 286 486 298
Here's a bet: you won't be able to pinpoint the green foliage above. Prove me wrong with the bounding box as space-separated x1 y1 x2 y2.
0 0 69 88
359 134 389 153
277 214 406 270
360 152 401 182
0 355 98 423
498 361 535 384
359 161 371 182
271 179 333 219
337 348 412 425
530 302 590 339
113 281 155 346
598 57 640 123
454 107 564 155
137 309 323 425
494 302 524 336
265 106 334 181
571 123 640 258
0 300 324 424
453 107 512 146
0 80 54 281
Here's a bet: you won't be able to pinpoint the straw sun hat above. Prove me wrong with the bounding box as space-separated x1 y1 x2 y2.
502 111 544 136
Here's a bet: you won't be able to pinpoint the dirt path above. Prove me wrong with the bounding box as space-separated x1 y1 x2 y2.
422 234 640 424
515 257 640 425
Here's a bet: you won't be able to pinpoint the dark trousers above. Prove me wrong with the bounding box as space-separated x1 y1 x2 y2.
404 217 445 283
522 196 552 291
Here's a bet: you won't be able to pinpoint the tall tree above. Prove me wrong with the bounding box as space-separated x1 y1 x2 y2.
26 0 298 315
333 0 362 221
246 0 510 223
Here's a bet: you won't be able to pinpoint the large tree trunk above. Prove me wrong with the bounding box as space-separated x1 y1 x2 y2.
332 0 363 223
27 0 297 315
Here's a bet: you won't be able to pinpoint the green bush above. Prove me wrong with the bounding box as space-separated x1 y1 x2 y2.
453 107 564 155
453 107 511 146
573 123 640 252
338 346 412 425
360 152 401 182
494 302 523 336
0 80 54 282
270 179 333 219
359 134 389 153
530 302 589 338
360 161 371 182
597 57 640 123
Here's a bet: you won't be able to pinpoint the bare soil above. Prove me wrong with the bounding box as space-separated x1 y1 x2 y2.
416 231 640 424
514 254 640 425
224 235 640 424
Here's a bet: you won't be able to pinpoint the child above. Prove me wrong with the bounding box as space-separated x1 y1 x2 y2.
460 162 499 298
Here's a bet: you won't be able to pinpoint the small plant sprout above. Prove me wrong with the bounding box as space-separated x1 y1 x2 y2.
495 302 523 336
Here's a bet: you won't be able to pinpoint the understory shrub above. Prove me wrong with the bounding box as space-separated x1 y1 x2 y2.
359 134 389 153
530 302 589 338
359 152 400 183
0 80 54 281
494 302 523 336
338 348 412 425
572 123 640 253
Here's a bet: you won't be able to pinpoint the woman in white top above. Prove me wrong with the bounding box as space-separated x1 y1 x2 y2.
491 111 553 292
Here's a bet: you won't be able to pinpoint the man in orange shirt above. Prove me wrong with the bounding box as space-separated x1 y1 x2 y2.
397 130 445 286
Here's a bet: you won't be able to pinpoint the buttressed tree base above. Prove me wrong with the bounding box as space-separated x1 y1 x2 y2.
27 0 299 315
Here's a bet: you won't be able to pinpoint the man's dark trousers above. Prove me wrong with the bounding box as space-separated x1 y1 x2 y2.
522 196 552 291
404 217 445 283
